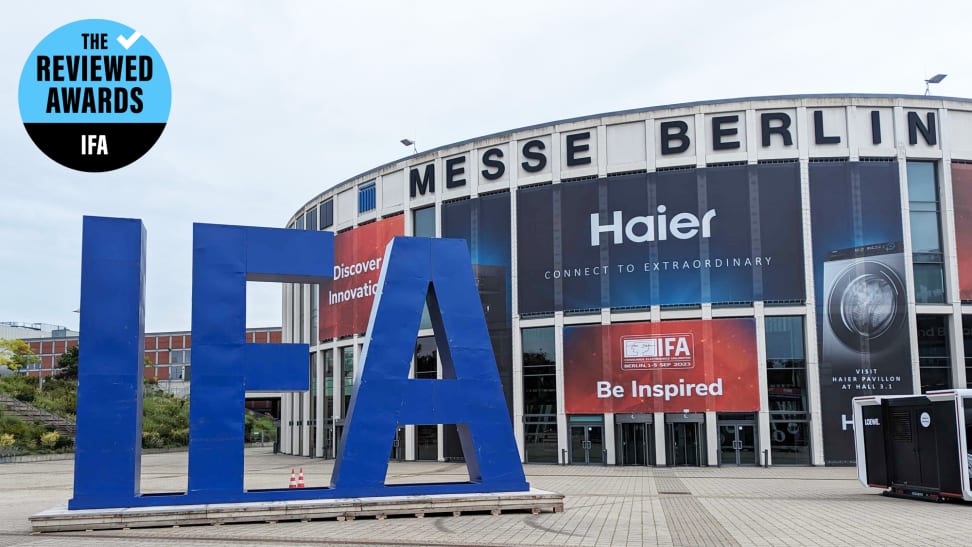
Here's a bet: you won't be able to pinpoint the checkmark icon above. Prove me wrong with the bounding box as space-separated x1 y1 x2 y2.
117 31 141 50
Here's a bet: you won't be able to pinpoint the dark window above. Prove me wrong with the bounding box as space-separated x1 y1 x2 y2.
964 316 972 389
522 327 558 463
294 214 305 231
769 413 811 465
341 347 354 417
414 206 436 329
908 162 945 303
305 208 317 231
764 316 807 413
414 337 438 460
322 350 334 458
358 181 376 213
918 315 951 392
320 200 334 229
765 316 810 465
413 206 435 238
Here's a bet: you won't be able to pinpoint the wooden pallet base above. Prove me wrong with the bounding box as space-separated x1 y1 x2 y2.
30 489 564 532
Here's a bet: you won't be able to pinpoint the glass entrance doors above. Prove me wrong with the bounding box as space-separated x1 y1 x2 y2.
719 424 758 465
666 422 703 466
615 421 654 466
570 424 604 464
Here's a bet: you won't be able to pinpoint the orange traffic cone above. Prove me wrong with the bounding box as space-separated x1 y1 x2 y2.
297 467 305 488
289 468 297 489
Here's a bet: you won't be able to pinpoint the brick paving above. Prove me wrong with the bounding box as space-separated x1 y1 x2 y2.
2 447 972 545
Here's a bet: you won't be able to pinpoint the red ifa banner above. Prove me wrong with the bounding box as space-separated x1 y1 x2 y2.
563 318 759 414
319 215 404 340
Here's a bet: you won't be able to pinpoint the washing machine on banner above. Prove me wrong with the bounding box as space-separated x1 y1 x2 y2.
822 241 908 365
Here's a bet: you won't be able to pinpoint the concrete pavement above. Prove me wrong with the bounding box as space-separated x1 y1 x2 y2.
1 447 970 546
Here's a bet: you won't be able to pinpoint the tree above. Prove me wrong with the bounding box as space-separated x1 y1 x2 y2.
56 345 79 380
0 339 40 372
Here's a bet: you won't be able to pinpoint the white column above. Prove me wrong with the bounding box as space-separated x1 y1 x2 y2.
437 350 445 462
705 411 718 467
800 157 825 466
755 302 772 466
281 393 292 454
654 413 666 466
604 413 615 465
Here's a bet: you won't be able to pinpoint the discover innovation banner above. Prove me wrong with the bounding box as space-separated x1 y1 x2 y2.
563 318 759 414
319 215 404 340
516 163 804 314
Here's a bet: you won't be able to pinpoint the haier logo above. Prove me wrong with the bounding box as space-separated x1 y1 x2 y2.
621 334 694 370
590 207 717 246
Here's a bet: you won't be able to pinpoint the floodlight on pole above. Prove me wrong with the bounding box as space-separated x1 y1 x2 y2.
400 139 418 154
925 74 947 95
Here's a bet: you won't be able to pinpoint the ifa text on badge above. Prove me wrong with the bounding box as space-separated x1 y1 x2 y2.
19 19 171 172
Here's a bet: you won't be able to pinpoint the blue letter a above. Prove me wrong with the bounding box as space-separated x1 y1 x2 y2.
331 237 528 495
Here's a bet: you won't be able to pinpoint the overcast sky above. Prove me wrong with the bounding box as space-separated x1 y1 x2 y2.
2 1 971 333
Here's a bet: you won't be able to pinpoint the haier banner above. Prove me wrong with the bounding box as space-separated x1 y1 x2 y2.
563 318 760 414
442 191 514 415
319 215 404 340
810 161 913 465
516 163 804 314
952 163 972 300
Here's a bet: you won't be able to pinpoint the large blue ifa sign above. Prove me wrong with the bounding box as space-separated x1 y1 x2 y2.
70 216 528 510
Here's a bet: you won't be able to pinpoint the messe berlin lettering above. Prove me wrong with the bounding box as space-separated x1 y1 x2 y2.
70 217 527 510
410 110 939 197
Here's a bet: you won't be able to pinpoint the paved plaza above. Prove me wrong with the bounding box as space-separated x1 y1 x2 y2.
1 447 971 546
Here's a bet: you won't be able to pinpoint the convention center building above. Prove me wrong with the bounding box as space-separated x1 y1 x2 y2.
279 94 972 467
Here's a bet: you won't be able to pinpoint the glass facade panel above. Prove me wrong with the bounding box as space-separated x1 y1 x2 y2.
414 337 438 460
764 317 807 413
413 206 436 238
918 315 951 393
965 316 972 389
769 414 810 465
305 209 317 231
907 162 937 202
765 317 810 464
908 161 945 303
323 350 333 458
913 263 946 304
522 327 558 463
320 200 333 229
358 181 376 213
341 346 354 417
414 206 436 329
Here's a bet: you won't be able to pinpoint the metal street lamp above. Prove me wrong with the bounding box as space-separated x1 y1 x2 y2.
925 74 947 95
400 138 418 154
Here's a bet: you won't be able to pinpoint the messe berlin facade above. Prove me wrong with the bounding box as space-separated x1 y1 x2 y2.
279 95 972 467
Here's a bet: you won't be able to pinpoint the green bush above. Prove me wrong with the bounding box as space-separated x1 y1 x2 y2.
245 409 276 443
31 377 77 420
141 388 190 448
0 410 67 454
40 431 60 449
0 375 39 403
